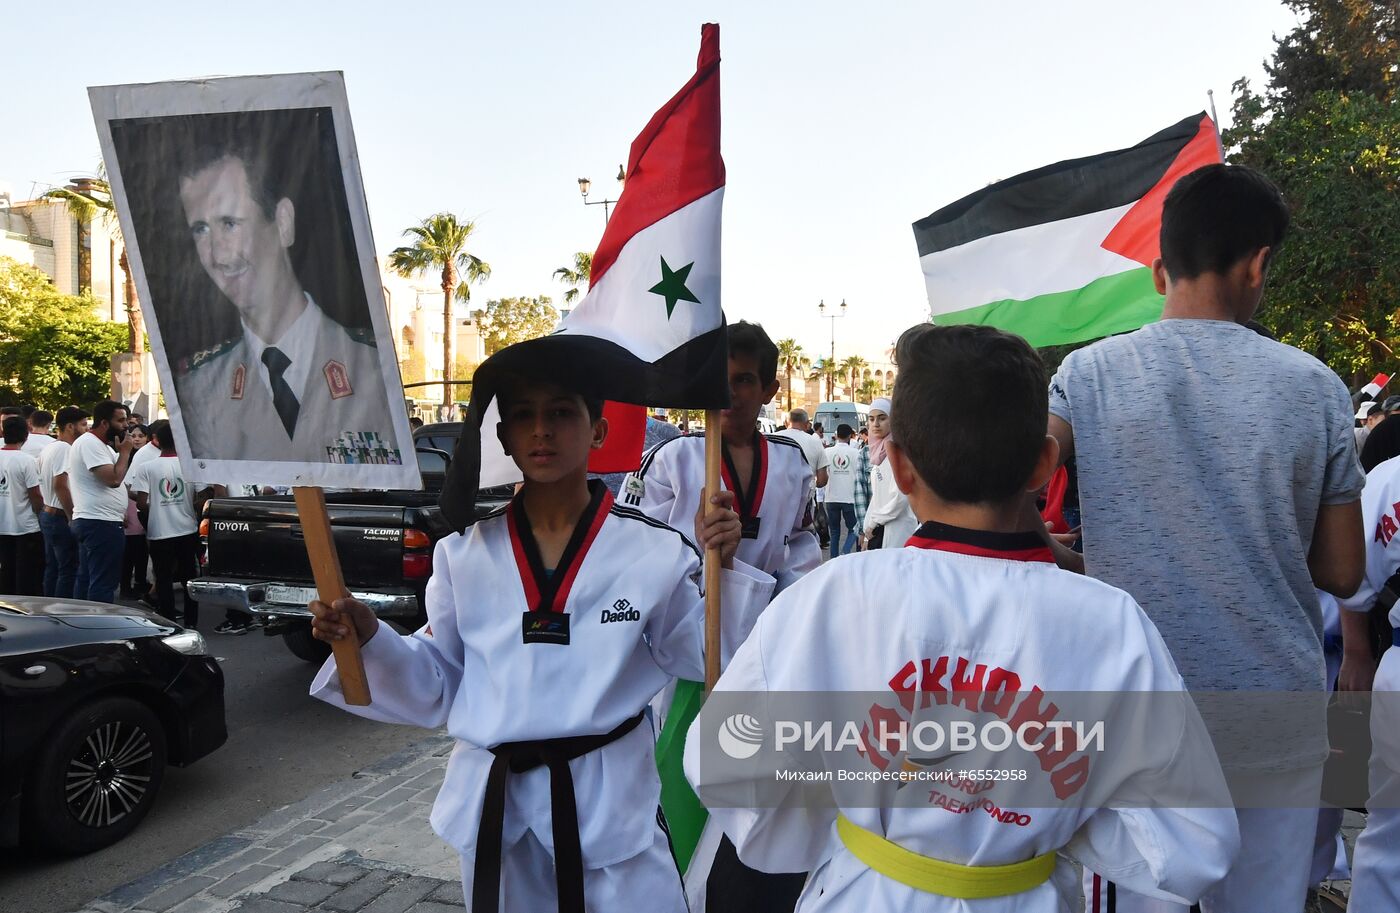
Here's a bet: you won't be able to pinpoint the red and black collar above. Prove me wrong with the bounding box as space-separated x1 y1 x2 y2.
720 429 768 521
506 480 614 613
905 520 1054 563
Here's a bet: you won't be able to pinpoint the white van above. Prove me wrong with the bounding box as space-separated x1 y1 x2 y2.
812 401 870 445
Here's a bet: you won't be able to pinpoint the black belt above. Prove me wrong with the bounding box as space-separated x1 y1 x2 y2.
473 710 647 913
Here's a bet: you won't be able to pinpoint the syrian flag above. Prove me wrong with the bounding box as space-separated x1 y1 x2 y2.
914 113 1222 347
439 24 727 530
557 22 727 475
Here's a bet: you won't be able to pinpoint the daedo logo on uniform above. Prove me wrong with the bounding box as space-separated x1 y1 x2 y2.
601 598 640 624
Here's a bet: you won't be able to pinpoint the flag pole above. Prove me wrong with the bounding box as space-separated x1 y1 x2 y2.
1207 89 1226 159
294 486 371 705
704 409 722 692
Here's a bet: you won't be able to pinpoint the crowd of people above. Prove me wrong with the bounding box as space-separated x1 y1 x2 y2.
0 400 211 630
300 163 1400 913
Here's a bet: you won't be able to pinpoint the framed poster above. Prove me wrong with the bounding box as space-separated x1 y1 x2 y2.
90 72 420 490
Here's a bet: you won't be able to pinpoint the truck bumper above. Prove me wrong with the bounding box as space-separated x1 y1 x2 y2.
187 577 421 621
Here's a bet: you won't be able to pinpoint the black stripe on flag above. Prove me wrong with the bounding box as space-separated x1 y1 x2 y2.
438 326 730 533
913 112 1206 257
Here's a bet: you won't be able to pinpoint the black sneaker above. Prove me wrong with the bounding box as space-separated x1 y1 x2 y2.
214 619 251 635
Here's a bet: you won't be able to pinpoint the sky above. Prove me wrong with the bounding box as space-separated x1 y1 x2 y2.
2 0 1299 363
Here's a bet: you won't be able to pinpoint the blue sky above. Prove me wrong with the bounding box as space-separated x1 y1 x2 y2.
3 0 1297 360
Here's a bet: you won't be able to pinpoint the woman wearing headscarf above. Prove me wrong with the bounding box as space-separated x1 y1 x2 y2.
858 397 917 549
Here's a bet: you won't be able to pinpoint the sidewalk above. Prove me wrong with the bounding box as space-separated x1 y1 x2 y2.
74 734 462 913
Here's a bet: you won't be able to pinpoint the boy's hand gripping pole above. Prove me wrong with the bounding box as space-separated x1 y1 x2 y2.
294 486 371 705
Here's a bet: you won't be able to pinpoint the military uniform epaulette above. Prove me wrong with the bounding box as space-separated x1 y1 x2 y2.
176 338 239 377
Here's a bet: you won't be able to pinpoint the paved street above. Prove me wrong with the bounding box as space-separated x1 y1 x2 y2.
72 732 460 913
0 611 431 913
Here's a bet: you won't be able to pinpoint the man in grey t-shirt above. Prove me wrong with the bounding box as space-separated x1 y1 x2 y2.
1046 165 1365 913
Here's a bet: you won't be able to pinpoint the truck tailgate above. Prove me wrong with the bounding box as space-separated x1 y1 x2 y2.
203 500 408 588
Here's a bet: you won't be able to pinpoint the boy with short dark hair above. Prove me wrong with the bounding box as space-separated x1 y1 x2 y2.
309 366 775 913
623 319 820 911
686 323 1238 912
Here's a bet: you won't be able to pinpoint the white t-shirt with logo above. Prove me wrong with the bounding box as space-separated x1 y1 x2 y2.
825 441 858 503
38 440 72 511
128 456 198 540
0 449 40 535
68 432 127 522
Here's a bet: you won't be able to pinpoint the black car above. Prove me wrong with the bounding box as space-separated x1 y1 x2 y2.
0 597 226 854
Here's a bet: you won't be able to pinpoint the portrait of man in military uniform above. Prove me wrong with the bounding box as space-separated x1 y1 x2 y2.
171 138 392 464
94 78 417 489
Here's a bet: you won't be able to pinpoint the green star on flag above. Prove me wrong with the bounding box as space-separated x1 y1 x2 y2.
649 256 701 318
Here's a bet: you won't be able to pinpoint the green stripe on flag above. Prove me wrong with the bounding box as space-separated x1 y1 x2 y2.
656 678 707 872
932 267 1161 347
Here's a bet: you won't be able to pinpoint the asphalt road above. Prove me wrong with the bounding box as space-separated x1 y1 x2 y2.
0 612 431 913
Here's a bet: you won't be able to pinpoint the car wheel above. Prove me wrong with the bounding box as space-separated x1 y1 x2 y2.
282 624 332 663
26 696 167 854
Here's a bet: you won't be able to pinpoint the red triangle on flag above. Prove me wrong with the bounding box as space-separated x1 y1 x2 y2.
1100 115 1224 267
588 401 648 473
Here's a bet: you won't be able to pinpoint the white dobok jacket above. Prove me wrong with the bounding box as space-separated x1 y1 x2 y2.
312 484 774 872
685 522 1239 912
622 430 821 593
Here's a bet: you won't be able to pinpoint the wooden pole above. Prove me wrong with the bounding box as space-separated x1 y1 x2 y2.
293 486 371 705
703 410 723 692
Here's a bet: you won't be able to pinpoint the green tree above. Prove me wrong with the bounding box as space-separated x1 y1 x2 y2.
810 356 837 401
775 338 803 412
1225 0 1399 382
841 355 868 398
553 251 593 305
857 377 882 402
389 214 491 406
40 170 145 355
480 296 560 355
0 257 128 406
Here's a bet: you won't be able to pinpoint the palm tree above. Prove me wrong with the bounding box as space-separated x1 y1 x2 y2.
841 355 869 399
41 171 143 354
857 377 882 402
389 214 491 407
553 251 592 305
775 338 803 412
810 357 836 402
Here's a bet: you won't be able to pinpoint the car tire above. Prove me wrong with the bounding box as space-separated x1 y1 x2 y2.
282 624 332 664
26 696 168 854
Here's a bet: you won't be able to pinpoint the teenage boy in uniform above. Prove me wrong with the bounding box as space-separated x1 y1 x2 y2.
307 364 775 913
686 323 1239 913
621 320 820 911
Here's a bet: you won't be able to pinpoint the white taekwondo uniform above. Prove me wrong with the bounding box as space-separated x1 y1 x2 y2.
622 430 821 594
1339 454 1400 912
311 482 774 913
625 429 822 910
685 522 1239 913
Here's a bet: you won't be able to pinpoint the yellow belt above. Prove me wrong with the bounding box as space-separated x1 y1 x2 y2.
836 814 1056 899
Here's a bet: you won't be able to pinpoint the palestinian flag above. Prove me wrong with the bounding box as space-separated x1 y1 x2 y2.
913 113 1222 347
439 24 727 528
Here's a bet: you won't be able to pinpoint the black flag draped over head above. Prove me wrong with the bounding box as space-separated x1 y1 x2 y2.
438 330 728 533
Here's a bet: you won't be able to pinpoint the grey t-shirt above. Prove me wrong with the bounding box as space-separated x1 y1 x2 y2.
1050 320 1364 703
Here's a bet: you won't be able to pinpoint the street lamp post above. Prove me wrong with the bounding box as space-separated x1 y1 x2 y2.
818 298 848 400
577 165 626 224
